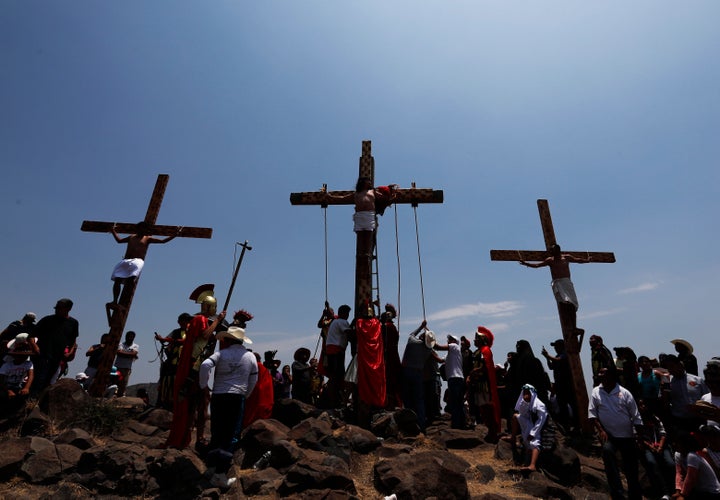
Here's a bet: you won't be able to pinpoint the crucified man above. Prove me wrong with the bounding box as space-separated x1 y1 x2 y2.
519 243 591 341
108 221 181 310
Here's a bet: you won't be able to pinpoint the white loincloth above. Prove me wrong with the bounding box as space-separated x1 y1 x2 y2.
551 277 578 310
353 210 377 232
111 258 145 280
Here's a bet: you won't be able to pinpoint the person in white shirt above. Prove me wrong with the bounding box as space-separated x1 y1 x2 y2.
114 331 139 397
434 334 465 429
199 326 257 490
588 366 644 500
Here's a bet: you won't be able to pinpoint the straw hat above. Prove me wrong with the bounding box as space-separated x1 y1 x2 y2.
424 330 436 349
217 326 253 345
670 338 693 354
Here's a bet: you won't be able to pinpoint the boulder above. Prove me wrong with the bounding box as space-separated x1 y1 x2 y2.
54 428 95 449
272 398 322 428
428 428 485 450
240 418 291 468
37 378 90 425
334 424 382 454
278 460 356 496
0 437 33 480
374 450 470 500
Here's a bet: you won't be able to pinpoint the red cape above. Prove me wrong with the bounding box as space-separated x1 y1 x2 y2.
356 317 386 407
481 345 502 431
243 362 274 427
166 313 207 449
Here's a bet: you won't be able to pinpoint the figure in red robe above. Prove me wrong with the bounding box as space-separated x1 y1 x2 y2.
356 307 386 409
165 289 226 449
475 326 501 442
243 356 274 428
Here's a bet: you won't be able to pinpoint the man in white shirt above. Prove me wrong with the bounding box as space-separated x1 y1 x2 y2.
588 366 644 500
114 331 139 397
199 326 257 490
321 304 352 409
435 334 465 429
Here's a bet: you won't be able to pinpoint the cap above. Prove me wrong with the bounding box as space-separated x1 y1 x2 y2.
448 334 460 343
23 312 36 322
550 339 565 347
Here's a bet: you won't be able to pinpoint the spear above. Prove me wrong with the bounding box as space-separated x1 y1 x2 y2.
222 240 252 313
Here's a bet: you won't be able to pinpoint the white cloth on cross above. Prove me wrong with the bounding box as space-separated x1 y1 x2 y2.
111 258 145 280
353 210 376 232
551 277 578 310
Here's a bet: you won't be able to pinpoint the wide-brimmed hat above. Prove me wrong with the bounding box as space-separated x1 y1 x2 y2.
7 333 30 352
670 338 693 354
294 347 311 362
217 326 253 345
424 330 436 349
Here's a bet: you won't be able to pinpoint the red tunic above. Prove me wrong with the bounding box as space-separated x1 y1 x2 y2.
481 345 502 431
165 313 208 449
356 317 386 407
243 362 274 427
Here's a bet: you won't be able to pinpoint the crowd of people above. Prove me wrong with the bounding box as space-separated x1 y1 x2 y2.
2 296 720 498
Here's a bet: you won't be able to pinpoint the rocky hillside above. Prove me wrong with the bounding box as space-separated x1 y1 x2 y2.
0 379 620 499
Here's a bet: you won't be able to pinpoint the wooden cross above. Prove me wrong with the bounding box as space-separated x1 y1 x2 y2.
81 174 213 397
490 199 615 432
290 140 443 317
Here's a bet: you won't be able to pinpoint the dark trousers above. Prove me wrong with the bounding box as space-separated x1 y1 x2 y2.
402 367 426 431
447 377 466 429
208 393 245 473
602 437 642 500
321 350 346 408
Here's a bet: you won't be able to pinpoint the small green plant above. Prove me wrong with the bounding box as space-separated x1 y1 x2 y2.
70 399 128 435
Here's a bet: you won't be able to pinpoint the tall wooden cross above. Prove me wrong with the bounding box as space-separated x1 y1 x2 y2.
490 199 615 431
290 140 443 317
81 174 213 397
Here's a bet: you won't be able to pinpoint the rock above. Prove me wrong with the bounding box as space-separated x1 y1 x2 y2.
240 418 291 468
287 415 334 451
374 450 470 500
20 406 50 437
278 460 356 496
138 407 174 430
0 437 33 480
539 444 581 485
240 466 283 495
474 463 496 483
376 442 412 459
272 398 323 428
392 408 421 437
20 443 82 483
283 488 360 499
270 439 306 469
54 428 95 449
334 424 382 454
37 378 90 425
428 428 484 450
513 477 574 500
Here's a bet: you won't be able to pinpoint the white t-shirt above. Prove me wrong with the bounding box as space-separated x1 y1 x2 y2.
326 318 351 349
0 359 33 390
675 451 720 495
445 343 464 379
114 342 139 369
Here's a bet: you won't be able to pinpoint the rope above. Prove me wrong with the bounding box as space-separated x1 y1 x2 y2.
393 204 401 332
323 206 329 303
413 204 427 321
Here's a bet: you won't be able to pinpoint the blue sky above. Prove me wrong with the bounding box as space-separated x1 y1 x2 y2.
2 2 719 390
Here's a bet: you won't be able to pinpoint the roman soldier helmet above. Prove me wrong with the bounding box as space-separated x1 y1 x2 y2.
189 284 216 315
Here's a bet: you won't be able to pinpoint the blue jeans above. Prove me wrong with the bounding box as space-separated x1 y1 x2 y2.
602 437 642 500
640 447 675 497
402 367 426 431
447 377 466 429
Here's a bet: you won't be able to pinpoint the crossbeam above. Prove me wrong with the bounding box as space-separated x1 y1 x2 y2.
490 199 615 434
81 174 213 397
